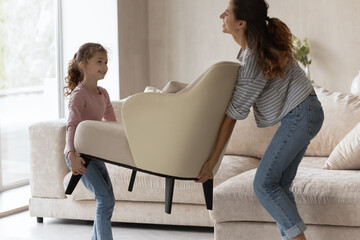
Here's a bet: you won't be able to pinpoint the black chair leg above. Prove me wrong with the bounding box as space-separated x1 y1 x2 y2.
202 179 213 210
128 170 137 192
65 155 91 195
165 177 175 214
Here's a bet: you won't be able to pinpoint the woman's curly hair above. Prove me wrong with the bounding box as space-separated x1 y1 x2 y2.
64 43 107 97
233 0 294 80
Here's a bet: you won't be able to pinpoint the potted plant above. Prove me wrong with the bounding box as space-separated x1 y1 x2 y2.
293 36 312 82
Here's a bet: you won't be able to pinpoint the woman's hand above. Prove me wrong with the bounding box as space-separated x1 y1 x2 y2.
68 152 87 175
195 115 236 183
196 160 216 183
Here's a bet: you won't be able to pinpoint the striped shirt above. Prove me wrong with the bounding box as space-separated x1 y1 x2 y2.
226 47 313 128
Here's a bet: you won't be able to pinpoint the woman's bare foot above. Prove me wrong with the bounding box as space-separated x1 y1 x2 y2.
291 232 306 240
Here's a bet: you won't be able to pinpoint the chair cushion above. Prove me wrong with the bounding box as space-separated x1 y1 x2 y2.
211 163 360 227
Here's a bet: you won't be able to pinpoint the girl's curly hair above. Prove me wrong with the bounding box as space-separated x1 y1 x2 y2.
64 43 107 97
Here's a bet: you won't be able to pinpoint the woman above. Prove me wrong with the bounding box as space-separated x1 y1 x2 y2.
196 1 324 240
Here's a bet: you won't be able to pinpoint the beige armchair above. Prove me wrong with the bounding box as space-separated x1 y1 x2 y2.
65 61 240 214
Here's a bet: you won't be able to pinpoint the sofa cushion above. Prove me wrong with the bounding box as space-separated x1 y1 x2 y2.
225 110 279 158
211 166 360 227
324 123 360 170
225 86 360 159
162 81 188 93
144 86 162 93
298 156 327 169
305 86 360 157
64 155 259 204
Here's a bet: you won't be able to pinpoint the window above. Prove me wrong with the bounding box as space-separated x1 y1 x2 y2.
0 0 58 191
0 0 119 192
60 0 119 104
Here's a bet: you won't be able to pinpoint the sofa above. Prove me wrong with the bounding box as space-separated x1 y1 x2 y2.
29 84 360 239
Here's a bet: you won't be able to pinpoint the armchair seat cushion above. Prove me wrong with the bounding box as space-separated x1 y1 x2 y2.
74 121 135 167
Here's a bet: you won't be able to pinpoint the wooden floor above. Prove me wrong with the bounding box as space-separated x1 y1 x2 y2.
0 185 214 239
0 210 214 240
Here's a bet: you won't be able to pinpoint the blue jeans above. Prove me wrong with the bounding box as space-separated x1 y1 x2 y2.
253 95 324 240
66 156 115 240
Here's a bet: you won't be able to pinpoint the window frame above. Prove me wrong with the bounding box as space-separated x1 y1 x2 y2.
0 0 64 192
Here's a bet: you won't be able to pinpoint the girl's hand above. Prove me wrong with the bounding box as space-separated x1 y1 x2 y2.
68 152 87 175
196 160 215 183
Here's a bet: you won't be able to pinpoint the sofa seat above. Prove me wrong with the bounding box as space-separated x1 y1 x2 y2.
210 156 360 227
63 155 260 204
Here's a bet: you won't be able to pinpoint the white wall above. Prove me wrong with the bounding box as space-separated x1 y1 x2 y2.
146 0 360 94
148 0 237 89
267 0 360 93
61 0 119 100
117 0 149 99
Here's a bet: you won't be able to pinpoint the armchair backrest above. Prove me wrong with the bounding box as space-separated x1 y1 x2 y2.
122 61 240 178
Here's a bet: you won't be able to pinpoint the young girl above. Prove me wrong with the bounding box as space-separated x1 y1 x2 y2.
196 1 324 240
64 42 117 240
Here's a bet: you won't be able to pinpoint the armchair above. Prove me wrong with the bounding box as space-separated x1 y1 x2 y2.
65 61 240 214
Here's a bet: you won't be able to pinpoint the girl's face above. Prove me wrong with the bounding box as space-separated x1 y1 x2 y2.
82 51 108 81
220 0 243 35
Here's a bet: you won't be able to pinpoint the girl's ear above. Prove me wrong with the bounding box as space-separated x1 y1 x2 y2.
79 61 86 72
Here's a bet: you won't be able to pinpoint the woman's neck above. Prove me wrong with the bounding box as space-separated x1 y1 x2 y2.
232 31 248 50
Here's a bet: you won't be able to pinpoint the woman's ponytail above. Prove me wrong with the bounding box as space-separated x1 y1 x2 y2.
260 17 294 79
266 17 293 56
233 0 295 79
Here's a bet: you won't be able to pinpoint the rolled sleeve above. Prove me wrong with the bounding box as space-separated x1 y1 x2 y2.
226 101 248 120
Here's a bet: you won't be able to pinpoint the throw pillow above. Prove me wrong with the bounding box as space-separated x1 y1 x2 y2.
305 85 360 157
162 81 188 93
144 86 162 93
324 122 360 170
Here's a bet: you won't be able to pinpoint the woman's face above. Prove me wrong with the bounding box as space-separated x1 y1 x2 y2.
219 0 242 35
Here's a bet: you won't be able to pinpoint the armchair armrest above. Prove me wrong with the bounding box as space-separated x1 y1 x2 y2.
29 119 69 199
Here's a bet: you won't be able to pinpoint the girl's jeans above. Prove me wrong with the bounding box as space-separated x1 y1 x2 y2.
66 156 115 240
253 94 324 240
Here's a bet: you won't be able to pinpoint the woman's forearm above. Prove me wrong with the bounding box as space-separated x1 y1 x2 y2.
196 115 236 183
208 115 236 166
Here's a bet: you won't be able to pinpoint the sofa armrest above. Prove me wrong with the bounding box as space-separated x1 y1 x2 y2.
112 99 127 123
29 119 69 199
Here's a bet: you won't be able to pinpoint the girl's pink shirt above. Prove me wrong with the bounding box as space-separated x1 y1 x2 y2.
64 83 117 156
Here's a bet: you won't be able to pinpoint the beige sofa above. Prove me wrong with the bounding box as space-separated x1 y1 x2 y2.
29 85 360 239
